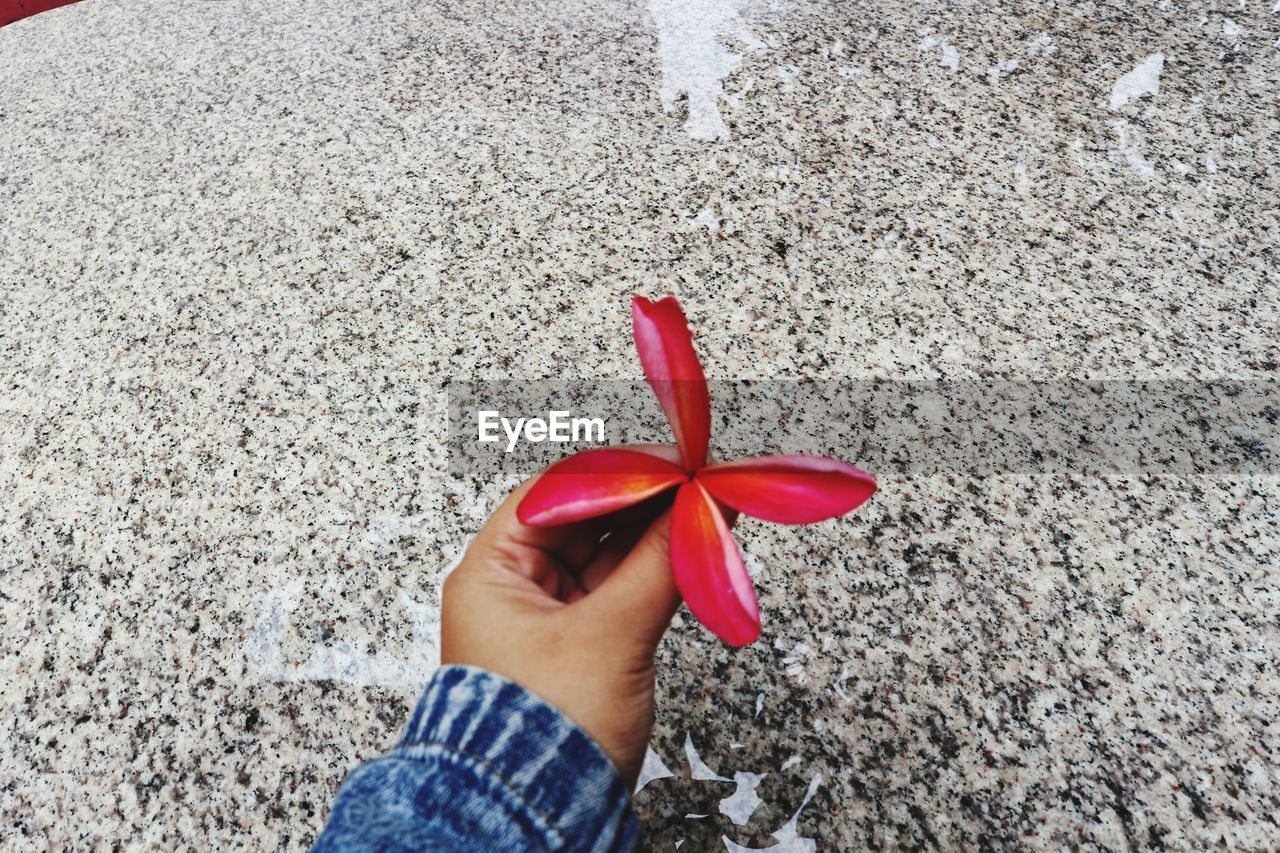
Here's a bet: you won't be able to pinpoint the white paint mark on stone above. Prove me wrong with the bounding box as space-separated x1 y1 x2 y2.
780 640 812 682
365 514 428 550
720 771 767 825
1026 32 1057 55
448 479 497 524
680 734 767 826
1109 53 1164 110
245 580 304 680
686 733 733 781
650 0 762 141
917 35 960 71
755 692 765 718
769 773 824 851
691 205 721 234
247 581 441 690
1222 18 1240 36
687 813 709 819
988 58 1019 80
833 664 854 702
636 745 676 793
781 754 802 771
721 773 823 852
1015 160 1032 194
1111 121 1156 176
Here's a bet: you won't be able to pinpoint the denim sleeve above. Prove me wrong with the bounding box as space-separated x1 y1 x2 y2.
312 665 639 852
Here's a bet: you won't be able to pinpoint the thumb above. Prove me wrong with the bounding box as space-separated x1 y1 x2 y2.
583 511 682 649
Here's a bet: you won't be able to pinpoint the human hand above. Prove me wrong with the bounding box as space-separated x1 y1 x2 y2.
441 449 719 790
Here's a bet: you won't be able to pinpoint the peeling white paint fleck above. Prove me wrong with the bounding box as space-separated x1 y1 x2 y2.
1109 53 1164 110
721 773 823 852
690 205 720 234
649 0 763 141
918 35 960 71
245 580 304 681
1026 32 1057 56
1015 160 1032 194
636 745 676 793
364 514 428 550
1111 121 1156 176
781 754 802 771
988 58 1019 80
768 774 824 851
686 733 733 781
833 664 854 702
683 735 768 826
720 771 767 825
781 640 812 682
247 579 442 690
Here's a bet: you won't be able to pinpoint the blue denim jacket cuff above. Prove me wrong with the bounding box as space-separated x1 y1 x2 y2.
398 664 639 851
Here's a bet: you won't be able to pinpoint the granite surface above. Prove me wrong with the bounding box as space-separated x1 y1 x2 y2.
2 0 1278 848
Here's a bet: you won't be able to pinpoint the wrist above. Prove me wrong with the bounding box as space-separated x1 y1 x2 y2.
401 665 641 848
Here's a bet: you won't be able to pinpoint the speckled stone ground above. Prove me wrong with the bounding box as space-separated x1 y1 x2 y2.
1 0 1277 848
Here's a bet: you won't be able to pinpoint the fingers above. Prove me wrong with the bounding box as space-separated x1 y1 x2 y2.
571 491 663 586
462 472 587 573
575 526 645 593
464 446 683 577
558 493 669 575
579 511 682 649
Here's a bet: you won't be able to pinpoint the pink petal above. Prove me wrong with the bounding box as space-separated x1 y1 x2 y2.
632 296 711 473
2 0 82 28
670 481 760 647
629 444 684 467
517 449 688 526
696 454 877 525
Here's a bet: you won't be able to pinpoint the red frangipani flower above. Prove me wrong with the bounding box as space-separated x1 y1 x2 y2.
517 296 876 646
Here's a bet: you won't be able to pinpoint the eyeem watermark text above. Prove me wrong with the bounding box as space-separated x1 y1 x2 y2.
478 410 606 452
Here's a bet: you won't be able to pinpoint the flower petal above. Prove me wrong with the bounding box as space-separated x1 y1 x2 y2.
2 0 81 28
629 444 684 467
517 449 688 526
696 454 876 525
632 296 711 473
671 481 760 647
